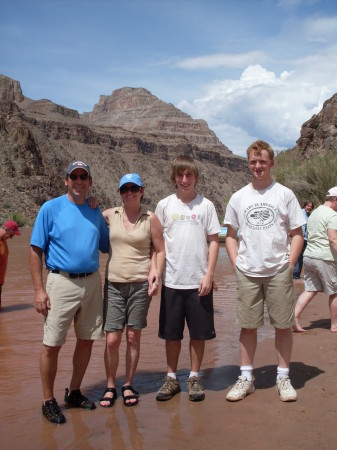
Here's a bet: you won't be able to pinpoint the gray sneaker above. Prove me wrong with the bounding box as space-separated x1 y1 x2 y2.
276 376 297 402
186 376 205 402
226 376 255 402
156 376 181 401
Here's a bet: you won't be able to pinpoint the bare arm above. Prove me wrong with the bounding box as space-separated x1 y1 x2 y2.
289 226 304 269
328 228 337 253
30 245 50 316
199 233 219 296
225 226 238 271
148 213 165 296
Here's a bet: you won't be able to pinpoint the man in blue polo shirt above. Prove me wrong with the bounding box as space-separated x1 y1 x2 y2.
30 161 109 424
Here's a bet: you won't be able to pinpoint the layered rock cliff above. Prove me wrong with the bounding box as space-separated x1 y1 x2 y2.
0 75 249 224
296 93 337 157
82 87 231 154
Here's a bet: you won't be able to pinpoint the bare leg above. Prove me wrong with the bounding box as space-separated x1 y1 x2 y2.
100 331 122 406
189 339 205 372
239 328 257 366
40 344 62 401
69 338 94 391
123 327 142 405
292 291 317 332
275 328 292 368
166 340 181 373
329 293 337 332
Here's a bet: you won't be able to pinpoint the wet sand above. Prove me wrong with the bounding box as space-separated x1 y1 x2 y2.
1 227 337 449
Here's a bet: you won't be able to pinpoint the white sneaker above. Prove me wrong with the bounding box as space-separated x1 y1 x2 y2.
226 376 255 402
276 376 297 402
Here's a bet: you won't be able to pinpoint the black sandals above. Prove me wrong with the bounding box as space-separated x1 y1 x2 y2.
122 385 139 407
99 387 117 408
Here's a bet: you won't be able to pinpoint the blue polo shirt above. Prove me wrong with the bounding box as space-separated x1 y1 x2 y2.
30 195 109 273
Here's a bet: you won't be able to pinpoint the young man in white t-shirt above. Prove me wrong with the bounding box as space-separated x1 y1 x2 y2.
224 140 305 402
155 155 220 402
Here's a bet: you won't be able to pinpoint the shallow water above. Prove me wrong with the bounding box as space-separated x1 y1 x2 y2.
0 227 274 449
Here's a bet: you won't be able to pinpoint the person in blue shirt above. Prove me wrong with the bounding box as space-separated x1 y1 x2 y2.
30 161 109 425
293 201 314 279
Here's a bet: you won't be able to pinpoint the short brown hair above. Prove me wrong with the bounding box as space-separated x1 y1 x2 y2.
170 155 199 185
247 140 274 160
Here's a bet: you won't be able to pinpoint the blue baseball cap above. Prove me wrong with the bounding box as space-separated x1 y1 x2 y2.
119 173 143 190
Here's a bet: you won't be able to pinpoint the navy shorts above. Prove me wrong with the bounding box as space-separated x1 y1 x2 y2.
158 285 216 341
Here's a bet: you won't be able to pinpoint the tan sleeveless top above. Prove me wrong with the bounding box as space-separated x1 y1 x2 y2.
105 205 152 282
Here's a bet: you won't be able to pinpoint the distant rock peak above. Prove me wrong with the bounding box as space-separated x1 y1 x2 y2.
81 87 232 154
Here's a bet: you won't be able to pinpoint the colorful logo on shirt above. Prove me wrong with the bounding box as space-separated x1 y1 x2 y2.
245 204 277 230
171 213 200 224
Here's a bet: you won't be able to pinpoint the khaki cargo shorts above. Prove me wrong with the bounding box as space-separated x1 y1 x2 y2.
43 271 104 346
235 265 295 329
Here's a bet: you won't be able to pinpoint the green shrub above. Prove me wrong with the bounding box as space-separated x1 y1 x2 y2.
274 150 337 206
11 212 28 227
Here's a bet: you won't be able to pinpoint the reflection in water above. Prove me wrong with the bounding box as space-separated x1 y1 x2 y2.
0 227 274 449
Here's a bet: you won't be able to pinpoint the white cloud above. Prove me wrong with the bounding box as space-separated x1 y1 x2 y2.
277 0 319 7
177 57 337 157
177 51 266 70
303 15 337 42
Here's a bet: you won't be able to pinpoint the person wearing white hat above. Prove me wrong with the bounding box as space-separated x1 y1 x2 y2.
293 187 337 332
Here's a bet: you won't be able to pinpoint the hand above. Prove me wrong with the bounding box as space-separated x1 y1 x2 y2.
198 273 213 296
148 269 160 296
35 290 51 317
87 196 99 209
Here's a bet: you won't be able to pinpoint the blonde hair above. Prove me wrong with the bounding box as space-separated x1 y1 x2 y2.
247 140 274 160
170 155 199 185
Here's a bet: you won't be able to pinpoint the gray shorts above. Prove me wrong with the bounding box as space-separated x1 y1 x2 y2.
103 280 151 331
235 265 295 329
304 257 337 295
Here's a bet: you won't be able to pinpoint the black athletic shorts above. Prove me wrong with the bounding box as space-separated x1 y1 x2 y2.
158 285 216 340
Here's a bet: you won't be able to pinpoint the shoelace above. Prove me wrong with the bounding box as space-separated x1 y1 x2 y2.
46 400 61 417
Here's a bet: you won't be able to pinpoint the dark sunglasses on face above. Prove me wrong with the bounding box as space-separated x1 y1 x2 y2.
69 173 89 181
120 185 141 194
3 227 14 236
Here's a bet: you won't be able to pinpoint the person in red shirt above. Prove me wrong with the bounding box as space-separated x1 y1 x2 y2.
0 220 21 310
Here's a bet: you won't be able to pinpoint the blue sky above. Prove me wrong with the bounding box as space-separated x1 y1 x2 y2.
1 0 337 156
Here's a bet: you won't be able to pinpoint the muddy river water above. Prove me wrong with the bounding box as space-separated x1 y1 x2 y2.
0 227 274 449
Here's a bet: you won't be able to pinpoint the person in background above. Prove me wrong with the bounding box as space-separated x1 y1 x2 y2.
155 155 220 403
293 201 314 279
99 173 165 408
0 220 21 311
293 187 337 332
30 161 109 425
224 140 304 403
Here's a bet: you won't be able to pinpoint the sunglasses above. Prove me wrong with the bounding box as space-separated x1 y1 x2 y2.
120 185 141 194
3 227 14 236
69 173 89 181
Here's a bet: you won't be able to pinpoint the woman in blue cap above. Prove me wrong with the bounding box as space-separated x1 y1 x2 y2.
99 173 165 407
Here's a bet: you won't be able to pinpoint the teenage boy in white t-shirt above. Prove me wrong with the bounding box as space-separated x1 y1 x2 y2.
155 155 220 402
224 140 305 402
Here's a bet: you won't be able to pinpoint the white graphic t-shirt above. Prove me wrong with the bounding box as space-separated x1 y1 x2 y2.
224 181 305 277
155 193 221 289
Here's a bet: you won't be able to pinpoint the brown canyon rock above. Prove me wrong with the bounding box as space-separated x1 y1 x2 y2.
0 74 251 223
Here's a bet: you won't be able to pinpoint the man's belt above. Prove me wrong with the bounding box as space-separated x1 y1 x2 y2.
51 269 93 279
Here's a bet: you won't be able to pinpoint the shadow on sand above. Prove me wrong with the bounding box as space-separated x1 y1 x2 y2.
0 303 34 313
85 361 324 400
